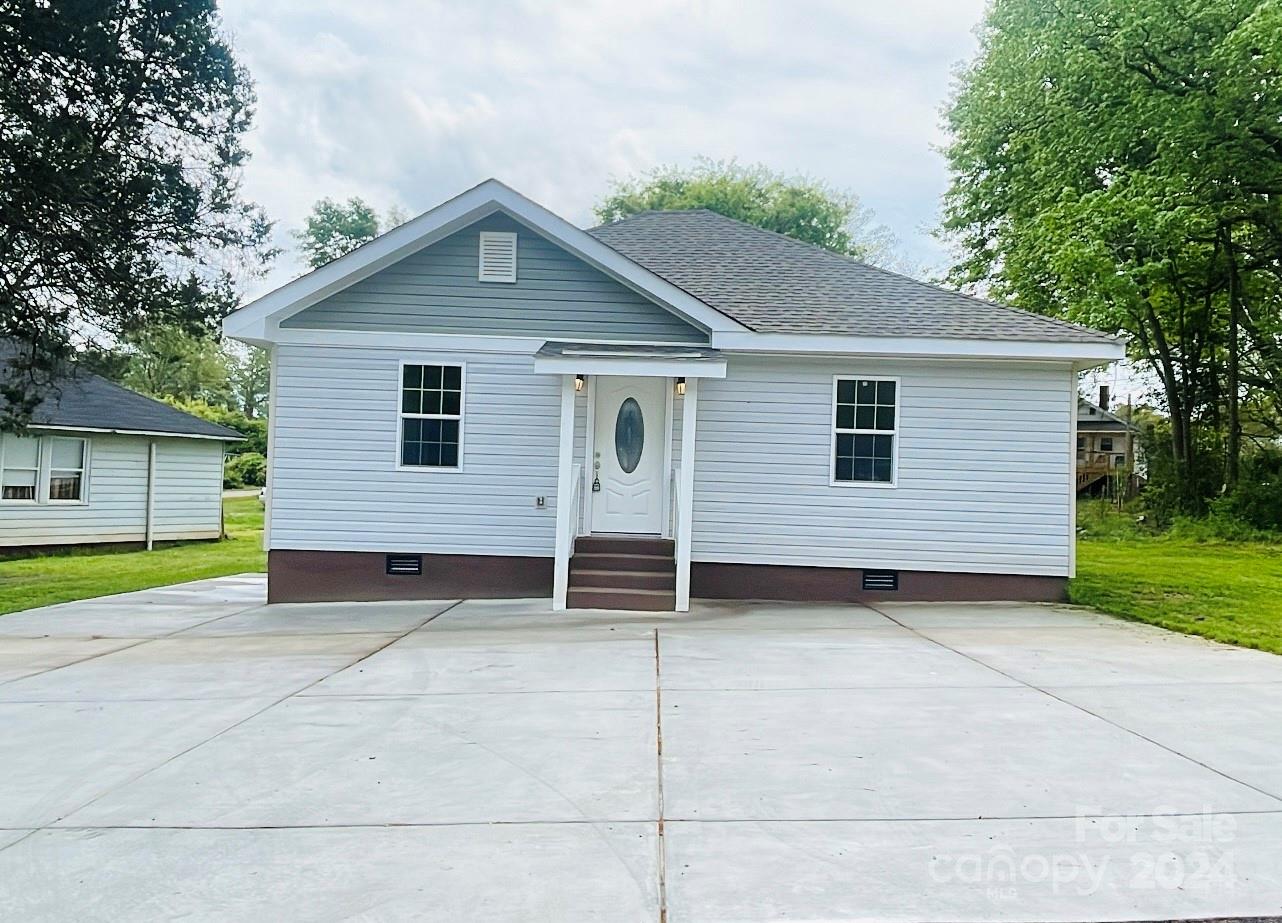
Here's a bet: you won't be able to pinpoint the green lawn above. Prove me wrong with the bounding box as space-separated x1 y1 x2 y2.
0 496 266 616
1071 537 1282 654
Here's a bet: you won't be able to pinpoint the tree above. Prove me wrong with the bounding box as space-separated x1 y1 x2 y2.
227 344 270 418
293 197 410 270
293 197 381 269
596 159 906 269
120 327 232 407
0 1 276 430
941 0 1282 511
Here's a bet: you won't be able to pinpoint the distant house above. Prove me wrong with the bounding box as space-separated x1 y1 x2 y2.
224 179 1125 610
1077 386 1139 495
0 352 242 550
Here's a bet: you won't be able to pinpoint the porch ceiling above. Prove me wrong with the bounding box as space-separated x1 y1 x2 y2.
532 341 727 378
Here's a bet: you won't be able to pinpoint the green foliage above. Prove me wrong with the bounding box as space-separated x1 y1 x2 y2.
120 327 234 408
596 159 905 269
1214 448 1282 531
224 451 266 489
294 197 382 269
943 0 1282 511
0 1 276 430
163 398 266 456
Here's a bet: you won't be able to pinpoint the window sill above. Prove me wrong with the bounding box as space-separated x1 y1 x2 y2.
829 479 898 489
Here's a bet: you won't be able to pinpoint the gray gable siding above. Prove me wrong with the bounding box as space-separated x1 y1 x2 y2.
283 213 708 343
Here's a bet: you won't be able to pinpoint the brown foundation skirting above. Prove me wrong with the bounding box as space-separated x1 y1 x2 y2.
690 562 1066 603
268 550 553 603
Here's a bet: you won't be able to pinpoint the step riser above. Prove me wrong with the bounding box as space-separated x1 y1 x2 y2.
567 590 676 611
574 536 675 557
570 571 676 590
571 553 675 573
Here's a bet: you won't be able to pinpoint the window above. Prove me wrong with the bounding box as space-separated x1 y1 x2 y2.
1 435 40 501
833 378 897 484
48 438 87 501
1076 436 1084 450
478 231 517 283
1114 454 1126 468
400 364 463 468
1100 437 1114 451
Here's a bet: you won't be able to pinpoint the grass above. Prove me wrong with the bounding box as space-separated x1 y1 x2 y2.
1070 500 1282 654
0 495 266 616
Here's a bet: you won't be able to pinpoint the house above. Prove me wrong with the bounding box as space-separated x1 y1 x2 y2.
0 350 242 550
1077 386 1140 495
224 179 1124 611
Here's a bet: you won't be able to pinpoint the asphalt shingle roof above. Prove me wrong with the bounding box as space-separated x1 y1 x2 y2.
1 347 242 440
588 209 1119 344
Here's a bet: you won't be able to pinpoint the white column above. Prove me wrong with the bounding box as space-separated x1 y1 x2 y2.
675 377 698 611
552 374 577 611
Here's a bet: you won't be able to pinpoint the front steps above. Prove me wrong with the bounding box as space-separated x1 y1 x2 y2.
567 535 676 610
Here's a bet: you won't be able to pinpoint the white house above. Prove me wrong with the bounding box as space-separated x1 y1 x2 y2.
0 351 241 550
224 179 1124 611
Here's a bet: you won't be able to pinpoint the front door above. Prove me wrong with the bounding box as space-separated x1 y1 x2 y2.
591 376 666 534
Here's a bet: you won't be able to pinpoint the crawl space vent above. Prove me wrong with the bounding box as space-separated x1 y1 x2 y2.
862 569 899 591
478 231 518 283
386 554 423 576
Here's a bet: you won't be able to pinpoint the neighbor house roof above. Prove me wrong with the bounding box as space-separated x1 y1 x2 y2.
589 209 1119 345
1077 398 1136 431
1 347 242 441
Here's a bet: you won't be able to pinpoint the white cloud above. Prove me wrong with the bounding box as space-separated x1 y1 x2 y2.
221 0 986 295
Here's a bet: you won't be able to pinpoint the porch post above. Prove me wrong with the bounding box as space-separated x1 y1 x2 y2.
675 377 699 611
552 374 577 611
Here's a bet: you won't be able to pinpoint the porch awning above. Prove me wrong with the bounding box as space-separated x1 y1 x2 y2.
532 341 727 378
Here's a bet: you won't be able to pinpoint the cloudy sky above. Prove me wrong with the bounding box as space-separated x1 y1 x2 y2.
219 0 988 295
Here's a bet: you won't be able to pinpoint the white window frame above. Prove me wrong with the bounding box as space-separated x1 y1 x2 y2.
46 436 90 504
477 231 518 283
0 433 42 504
0 433 92 505
829 375 899 489
395 360 466 473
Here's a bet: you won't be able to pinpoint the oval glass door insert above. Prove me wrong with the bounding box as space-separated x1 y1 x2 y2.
615 397 645 473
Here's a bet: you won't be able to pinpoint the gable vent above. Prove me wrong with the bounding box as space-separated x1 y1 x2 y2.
862 569 899 592
386 554 423 576
478 231 518 283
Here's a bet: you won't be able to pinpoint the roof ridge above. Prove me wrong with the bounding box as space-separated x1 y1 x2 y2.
591 209 1122 344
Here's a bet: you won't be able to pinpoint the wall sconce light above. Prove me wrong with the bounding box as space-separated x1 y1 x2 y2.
574 374 585 392
675 377 686 396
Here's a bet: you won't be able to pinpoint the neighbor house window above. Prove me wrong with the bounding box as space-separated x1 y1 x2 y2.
400 364 463 468
833 378 897 484
1114 454 1126 468
0 435 40 501
48 437 87 501
1100 437 1114 451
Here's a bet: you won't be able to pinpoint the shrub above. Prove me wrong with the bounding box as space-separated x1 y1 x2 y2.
224 451 266 489
1215 448 1282 533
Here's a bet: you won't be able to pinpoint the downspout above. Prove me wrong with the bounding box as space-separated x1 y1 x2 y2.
145 439 157 551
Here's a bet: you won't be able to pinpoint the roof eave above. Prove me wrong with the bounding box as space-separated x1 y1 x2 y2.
708 331 1127 363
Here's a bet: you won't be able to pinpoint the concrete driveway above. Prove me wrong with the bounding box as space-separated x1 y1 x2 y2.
1 577 1281 921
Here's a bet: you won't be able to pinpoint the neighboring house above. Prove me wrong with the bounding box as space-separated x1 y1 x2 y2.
224 179 1124 610
1077 386 1141 495
0 352 242 550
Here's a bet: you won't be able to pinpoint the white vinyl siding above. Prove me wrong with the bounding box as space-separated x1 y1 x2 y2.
267 347 1072 576
0 433 224 547
270 344 564 556
689 356 1073 576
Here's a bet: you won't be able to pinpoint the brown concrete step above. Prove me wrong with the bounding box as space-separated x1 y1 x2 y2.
570 552 675 573
566 587 676 611
569 569 676 590
574 535 675 557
